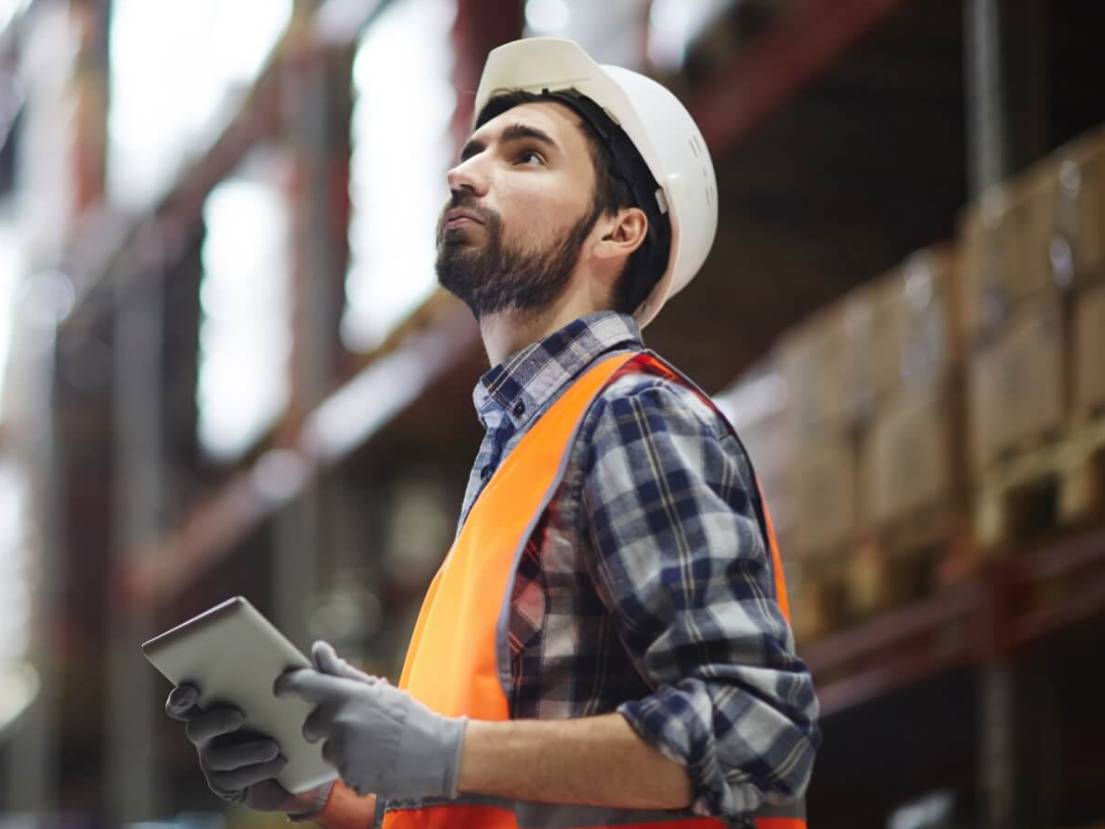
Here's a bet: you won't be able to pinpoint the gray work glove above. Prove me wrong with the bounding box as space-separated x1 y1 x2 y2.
275 641 467 801
165 684 332 817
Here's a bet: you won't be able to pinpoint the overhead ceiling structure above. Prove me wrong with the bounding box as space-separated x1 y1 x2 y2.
91 0 1105 617
385 0 968 446
106 0 975 609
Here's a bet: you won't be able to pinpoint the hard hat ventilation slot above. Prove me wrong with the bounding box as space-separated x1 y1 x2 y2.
655 188 669 215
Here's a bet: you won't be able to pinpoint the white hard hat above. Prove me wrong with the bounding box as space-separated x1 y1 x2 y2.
474 37 718 327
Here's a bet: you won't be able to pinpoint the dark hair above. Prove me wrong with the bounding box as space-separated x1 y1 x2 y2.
474 90 669 316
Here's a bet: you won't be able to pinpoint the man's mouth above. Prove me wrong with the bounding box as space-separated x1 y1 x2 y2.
445 216 479 229
444 209 484 229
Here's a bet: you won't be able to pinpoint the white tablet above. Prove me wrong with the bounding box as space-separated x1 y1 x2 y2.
142 596 338 794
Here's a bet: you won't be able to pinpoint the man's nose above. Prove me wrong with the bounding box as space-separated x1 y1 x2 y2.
446 155 489 198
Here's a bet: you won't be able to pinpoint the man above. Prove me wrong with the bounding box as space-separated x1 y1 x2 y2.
166 37 819 828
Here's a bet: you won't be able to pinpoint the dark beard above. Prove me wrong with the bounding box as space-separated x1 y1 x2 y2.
435 196 601 319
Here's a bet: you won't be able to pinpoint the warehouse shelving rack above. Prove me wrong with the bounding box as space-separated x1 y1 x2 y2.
5 0 1103 825
103 0 939 630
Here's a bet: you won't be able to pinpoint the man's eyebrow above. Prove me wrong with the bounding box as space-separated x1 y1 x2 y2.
459 123 560 162
500 123 558 151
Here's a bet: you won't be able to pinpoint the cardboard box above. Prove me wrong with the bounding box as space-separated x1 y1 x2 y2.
1022 128 1105 294
788 560 848 643
778 299 876 434
961 183 1045 340
967 296 1065 474
1074 280 1105 420
899 247 962 391
777 310 845 436
863 384 963 527
865 246 962 401
714 358 795 531
790 432 860 560
837 286 880 424
859 275 905 404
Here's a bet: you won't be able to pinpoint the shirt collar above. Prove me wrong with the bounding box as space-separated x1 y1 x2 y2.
472 311 643 430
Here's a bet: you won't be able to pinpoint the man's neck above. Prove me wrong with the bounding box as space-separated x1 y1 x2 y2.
479 295 603 366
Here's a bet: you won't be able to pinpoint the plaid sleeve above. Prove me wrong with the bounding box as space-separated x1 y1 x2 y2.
579 376 820 819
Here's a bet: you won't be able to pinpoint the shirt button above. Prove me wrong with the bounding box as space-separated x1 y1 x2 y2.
512 401 526 418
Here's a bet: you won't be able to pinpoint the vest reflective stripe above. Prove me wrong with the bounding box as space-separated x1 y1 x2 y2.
384 796 727 828
384 351 807 829
383 795 806 828
749 799 806 827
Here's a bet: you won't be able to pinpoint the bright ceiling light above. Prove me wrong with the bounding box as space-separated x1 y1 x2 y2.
0 0 29 33
342 0 453 352
525 0 571 34
197 175 291 460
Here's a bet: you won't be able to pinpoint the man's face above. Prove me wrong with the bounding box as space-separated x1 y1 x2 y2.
435 101 601 318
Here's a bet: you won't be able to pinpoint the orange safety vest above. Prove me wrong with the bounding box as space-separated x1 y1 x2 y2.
382 351 807 829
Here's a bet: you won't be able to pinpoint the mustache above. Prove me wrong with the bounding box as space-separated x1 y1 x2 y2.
439 192 500 227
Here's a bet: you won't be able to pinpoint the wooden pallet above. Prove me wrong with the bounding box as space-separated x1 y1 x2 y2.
974 416 1105 550
846 502 974 618
790 556 853 643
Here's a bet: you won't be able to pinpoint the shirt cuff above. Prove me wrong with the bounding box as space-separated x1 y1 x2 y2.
617 687 735 818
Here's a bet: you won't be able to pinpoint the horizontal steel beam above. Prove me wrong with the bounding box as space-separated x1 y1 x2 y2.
689 0 915 153
119 296 478 610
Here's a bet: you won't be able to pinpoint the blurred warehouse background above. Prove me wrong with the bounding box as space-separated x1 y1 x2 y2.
0 0 1102 826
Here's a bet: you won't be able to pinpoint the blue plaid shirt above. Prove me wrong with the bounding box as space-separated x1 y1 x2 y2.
459 311 819 822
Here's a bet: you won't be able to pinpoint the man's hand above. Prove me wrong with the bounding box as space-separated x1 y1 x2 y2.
275 641 467 802
165 684 331 817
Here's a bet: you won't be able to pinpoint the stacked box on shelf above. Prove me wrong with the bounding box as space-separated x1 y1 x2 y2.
773 302 873 639
967 124 1105 549
777 302 872 552
715 347 855 642
722 247 971 636
713 358 829 639
1076 280 1105 420
714 357 794 538
1031 128 1105 424
851 246 971 615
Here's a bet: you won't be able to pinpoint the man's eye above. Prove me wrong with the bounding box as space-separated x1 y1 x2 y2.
514 150 545 166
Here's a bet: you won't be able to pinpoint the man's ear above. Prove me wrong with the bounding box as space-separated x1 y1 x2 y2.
593 207 648 261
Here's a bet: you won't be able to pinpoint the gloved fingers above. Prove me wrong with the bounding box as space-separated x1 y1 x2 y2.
207 754 288 793
185 705 246 748
275 668 354 704
242 778 305 813
310 641 340 672
312 641 358 680
320 735 343 769
206 776 299 812
203 737 281 771
302 703 337 743
311 641 378 685
165 683 201 721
